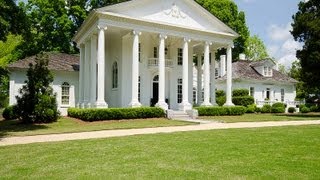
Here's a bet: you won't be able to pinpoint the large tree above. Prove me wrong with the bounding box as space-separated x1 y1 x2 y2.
196 0 250 59
291 0 320 93
245 35 269 61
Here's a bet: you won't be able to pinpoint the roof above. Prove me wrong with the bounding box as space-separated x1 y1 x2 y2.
217 60 298 84
250 58 276 67
8 52 79 72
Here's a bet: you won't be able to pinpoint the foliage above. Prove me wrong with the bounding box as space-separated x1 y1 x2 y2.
255 106 261 113
291 0 320 93
261 104 272 113
0 33 23 66
68 107 165 121
195 106 246 116
232 89 249 96
288 107 296 113
2 105 18 120
272 102 286 108
277 64 287 75
216 90 225 97
288 60 308 100
216 96 226 106
300 106 310 113
195 0 250 59
309 105 320 112
271 107 285 114
232 96 254 107
245 104 256 113
15 53 58 123
245 35 269 61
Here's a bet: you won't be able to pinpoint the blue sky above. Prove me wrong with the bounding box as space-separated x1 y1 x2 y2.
233 0 302 68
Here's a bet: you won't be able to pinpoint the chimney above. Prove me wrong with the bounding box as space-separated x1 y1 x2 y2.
220 55 226 77
239 53 246 60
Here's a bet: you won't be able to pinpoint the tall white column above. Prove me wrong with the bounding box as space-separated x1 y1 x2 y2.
78 44 85 108
83 39 91 108
201 42 212 106
155 34 168 110
210 50 217 106
96 25 108 108
224 45 235 106
129 30 142 107
197 54 202 105
90 35 97 107
220 55 226 77
179 38 192 111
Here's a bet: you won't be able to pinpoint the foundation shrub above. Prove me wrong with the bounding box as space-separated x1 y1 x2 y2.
195 106 246 116
261 104 272 113
288 107 296 113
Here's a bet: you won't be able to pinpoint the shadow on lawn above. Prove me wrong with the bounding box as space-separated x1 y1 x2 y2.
0 119 48 138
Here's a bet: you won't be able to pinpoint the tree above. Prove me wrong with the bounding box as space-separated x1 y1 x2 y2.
291 0 320 93
245 35 269 61
196 0 250 59
277 63 287 75
16 52 59 123
288 60 308 100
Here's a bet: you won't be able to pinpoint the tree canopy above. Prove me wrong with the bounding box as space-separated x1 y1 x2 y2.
245 35 269 61
291 0 320 93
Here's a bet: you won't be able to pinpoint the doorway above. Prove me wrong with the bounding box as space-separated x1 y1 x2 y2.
151 75 159 106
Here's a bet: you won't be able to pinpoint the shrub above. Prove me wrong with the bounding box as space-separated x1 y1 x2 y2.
300 106 310 113
232 89 249 97
261 104 272 113
216 96 226 106
288 107 296 113
255 106 261 113
216 90 225 97
272 102 286 108
68 107 165 121
309 106 320 112
195 106 246 116
271 103 285 113
232 96 254 107
246 104 256 113
2 105 18 120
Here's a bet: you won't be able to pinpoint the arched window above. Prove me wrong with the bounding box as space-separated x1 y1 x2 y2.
61 82 70 105
112 62 118 89
153 75 159 82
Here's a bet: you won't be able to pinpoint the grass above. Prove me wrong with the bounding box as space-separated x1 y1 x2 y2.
0 117 195 137
0 125 320 179
200 113 320 123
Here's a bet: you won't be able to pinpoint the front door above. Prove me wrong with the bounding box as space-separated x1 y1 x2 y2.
151 75 159 106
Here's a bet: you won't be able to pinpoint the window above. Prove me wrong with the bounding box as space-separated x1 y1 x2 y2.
138 76 141 101
138 43 141 62
177 78 182 103
153 47 158 58
177 48 183 65
249 87 255 97
193 88 197 104
215 68 219 77
266 88 270 100
281 89 285 102
112 62 118 89
263 66 272 76
61 82 70 105
165 47 168 56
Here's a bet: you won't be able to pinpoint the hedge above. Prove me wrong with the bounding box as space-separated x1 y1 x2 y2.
300 106 310 113
246 104 256 113
271 102 285 113
232 89 249 97
261 104 272 113
195 106 246 116
68 107 165 121
2 105 18 120
232 96 254 107
288 107 296 113
216 96 226 106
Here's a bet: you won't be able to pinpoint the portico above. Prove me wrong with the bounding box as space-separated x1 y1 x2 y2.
73 0 238 111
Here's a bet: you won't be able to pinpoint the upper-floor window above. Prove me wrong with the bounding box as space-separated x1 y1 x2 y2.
112 61 118 89
263 66 272 76
61 82 70 105
177 48 183 65
153 47 158 58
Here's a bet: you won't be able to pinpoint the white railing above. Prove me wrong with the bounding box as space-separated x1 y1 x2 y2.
256 100 305 107
148 58 173 67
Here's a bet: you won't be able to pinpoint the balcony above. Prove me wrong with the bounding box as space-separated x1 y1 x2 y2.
148 58 173 68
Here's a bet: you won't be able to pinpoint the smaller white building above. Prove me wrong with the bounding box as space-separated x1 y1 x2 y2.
215 57 298 107
8 53 79 115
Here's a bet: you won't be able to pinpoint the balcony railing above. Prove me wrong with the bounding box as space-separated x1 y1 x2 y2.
256 100 305 107
148 58 173 68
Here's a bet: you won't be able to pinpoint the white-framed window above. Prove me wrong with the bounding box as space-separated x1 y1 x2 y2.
249 87 255 97
61 82 70 105
112 61 118 89
138 76 141 102
138 43 141 62
263 66 272 76
266 88 270 99
281 89 285 102
153 47 158 58
177 48 183 65
215 68 219 77
193 87 197 104
177 78 182 103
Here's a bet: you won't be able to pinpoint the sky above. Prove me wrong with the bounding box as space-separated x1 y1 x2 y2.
233 0 302 69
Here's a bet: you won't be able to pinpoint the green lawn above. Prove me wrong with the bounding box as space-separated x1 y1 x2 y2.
0 117 195 137
1 125 320 179
200 113 320 123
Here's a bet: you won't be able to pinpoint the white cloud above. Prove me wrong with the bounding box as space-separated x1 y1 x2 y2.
241 0 256 3
267 23 292 42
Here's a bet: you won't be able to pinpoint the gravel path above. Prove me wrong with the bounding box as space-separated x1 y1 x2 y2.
1 120 320 146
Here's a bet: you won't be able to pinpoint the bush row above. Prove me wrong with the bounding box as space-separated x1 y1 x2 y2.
68 107 165 121
195 106 246 116
2 105 19 120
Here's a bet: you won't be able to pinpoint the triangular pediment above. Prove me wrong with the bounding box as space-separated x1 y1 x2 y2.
98 0 238 36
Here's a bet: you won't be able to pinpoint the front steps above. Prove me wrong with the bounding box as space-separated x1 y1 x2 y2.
167 110 211 124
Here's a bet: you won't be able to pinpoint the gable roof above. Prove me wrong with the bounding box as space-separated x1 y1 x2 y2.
8 52 79 72
217 60 298 84
250 58 276 67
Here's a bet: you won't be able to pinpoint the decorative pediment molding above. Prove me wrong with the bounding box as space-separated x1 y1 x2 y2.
164 3 186 19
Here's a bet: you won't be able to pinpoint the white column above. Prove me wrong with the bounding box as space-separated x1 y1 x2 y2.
129 30 142 107
201 42 212 106
210 50 217 106
179 38 192 111
96 25 108 108
78 44 85 108
90 35 97 107
197 54 202 105
155 34 168 110
220 55 226 77
224 45 235 106
83 39 91 108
